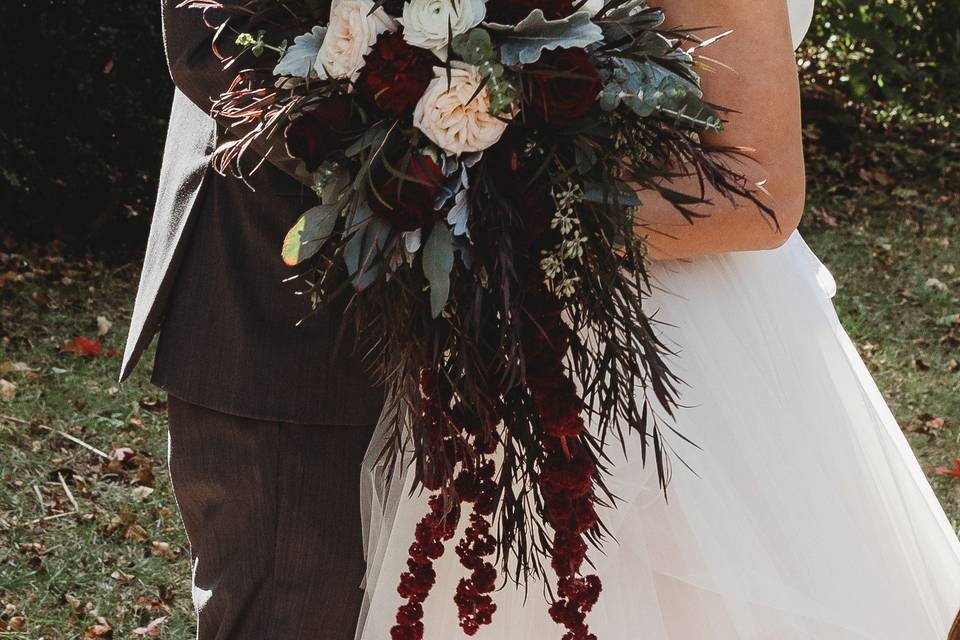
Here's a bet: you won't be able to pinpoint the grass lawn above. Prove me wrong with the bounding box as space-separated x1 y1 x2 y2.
1 154 959 638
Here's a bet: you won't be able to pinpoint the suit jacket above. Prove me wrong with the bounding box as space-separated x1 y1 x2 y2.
122 2 382 424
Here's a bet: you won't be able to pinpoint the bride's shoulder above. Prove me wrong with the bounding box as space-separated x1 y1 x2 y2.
787 0 815 49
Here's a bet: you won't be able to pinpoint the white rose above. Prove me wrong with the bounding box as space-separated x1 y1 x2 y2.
400 0 486 57
413 62 508 155
315 0 397 81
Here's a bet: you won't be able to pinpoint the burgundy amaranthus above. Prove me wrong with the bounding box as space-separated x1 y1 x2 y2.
523 282 602 640
453 461 498 635
392 373 501 639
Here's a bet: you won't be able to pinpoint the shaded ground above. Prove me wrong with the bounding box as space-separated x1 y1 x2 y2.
0 156 958 637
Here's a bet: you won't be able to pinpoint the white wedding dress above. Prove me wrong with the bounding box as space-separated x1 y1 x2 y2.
355 2 960 638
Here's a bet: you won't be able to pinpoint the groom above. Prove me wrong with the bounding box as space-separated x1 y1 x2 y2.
121 2 383 638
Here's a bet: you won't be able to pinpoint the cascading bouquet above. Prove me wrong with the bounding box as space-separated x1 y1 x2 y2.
181 0 768 637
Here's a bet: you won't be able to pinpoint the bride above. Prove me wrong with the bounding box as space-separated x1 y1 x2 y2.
356 1 960 638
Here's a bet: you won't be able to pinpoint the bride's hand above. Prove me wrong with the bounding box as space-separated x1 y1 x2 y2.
634 0 806 261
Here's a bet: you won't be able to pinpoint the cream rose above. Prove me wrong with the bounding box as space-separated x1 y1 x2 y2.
413 62 508 155
400 0 487 57
315 0 397 81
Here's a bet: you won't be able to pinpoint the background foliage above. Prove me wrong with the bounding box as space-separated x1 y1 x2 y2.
0 0 168 253
1 0 959 251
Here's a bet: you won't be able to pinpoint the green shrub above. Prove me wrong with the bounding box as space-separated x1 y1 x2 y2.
0 0 169 252
803 0 960 127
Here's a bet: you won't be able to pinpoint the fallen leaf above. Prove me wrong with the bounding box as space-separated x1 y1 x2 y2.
4 617 26 631
124 524 150 542
0 361 36 375
133 616 168 637
111 569 134 583
907 413 947 435
925 277 949 292
96 316 112 337
0 379 16 401
930 459 960 479
812 207 838 227
64 336 102 357
109 447 136 463
83 619 112 639
131 486 155 500
151 541 177 559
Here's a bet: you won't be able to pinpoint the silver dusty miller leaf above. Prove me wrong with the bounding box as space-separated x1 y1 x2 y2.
488 10 603 65
273 26 326 78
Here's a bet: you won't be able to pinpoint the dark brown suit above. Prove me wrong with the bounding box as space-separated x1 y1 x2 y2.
124 3 383 638
120 3 305 385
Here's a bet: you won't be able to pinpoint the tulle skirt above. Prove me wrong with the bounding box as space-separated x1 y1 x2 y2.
356 233 960 639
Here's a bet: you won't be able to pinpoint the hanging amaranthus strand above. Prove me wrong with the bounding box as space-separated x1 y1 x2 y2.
453 461 499 635
521 271 603 639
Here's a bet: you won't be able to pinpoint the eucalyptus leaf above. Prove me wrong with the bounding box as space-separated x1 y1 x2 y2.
343 203 374 275
353 217 392 291
273 26 326 78
345 122 390 158
599 58 716 129
489 10 604 65
422 223 455 317
281 204 338 266
582 184 641 206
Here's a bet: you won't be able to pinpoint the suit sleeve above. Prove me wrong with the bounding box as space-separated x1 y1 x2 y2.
161 1 309 184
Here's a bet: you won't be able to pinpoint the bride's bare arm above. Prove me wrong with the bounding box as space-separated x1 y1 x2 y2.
635 0 806 260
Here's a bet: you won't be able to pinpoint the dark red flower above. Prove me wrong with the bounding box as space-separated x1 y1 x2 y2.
525 48 602 126
484 130 556 246
486 0 575 24
357 32 436 117
285 96 361 171
369 152 445 231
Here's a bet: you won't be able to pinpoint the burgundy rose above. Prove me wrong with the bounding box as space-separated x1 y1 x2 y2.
484 130 556 247
285 96 361 171
525 48 602 126
357 32 436 117
369 152 444 231
486 0 575 25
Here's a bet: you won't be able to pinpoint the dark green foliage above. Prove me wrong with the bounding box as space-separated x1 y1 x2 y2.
0 0 170 253
802 1 960 127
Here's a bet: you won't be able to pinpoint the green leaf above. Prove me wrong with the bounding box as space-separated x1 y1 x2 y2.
353 217 392 291
281 205 339 266
422 223 455 317
343 203 374 276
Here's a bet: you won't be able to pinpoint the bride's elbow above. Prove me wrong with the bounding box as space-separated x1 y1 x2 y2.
756 174 806 250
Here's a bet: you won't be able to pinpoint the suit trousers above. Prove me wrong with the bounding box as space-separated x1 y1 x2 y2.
166 395 375 639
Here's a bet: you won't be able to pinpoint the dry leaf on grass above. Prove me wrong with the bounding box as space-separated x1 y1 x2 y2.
96 316 112 336
83 619 113 639
151 541 177 559
133 616 168 637
0 378 16 401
